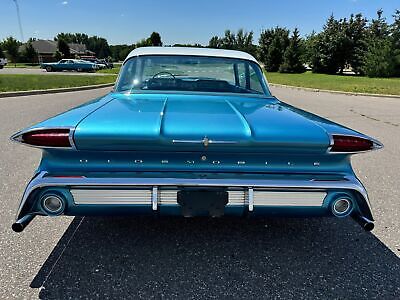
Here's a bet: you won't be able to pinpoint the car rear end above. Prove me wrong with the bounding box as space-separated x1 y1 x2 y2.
10 107 381 232
10 48 383 232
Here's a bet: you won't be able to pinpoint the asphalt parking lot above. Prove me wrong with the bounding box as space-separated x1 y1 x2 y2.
0 86 399 299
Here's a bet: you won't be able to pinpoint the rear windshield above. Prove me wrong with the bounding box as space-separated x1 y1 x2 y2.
115 55 270 96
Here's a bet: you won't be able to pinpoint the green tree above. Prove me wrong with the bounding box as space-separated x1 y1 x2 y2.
347 14 368 75
208 36 221 48
53 50 62 61
86 36 111 58
2 36 20 65
362 10 395 77
149 32 162 46
110 44 135 61
259 27 289 72
0 44 5 58
208 29 257 57
391 10 400 76
279 28 306 73
135 38 152 48
55 33 89 45
362 38 395 77
23 42 38 64
310 15 345 74
57 38 70 58
369 9 390 39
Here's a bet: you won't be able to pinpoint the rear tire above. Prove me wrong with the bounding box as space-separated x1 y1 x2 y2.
0 65 4 69
46 66 52 72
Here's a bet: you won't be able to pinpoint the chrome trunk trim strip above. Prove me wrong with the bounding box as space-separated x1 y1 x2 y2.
253 191 326 207
158 190 178 205
227 190 246 206
71 189 152 205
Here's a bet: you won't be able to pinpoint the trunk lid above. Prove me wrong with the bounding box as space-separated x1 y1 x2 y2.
73 93 331 153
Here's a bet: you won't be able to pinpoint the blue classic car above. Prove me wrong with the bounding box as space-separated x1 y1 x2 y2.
11 47 382 232
41 59 97 72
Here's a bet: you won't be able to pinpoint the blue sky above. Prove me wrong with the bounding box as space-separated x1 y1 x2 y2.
1 0 399 45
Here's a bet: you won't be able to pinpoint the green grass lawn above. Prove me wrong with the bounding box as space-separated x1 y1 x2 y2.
266 71 400 96
98 66 121 74
0 74 117 92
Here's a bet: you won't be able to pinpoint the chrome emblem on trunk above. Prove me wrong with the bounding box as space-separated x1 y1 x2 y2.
202 137 209 147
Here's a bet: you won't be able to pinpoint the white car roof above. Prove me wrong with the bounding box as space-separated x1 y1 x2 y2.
125 47 259 64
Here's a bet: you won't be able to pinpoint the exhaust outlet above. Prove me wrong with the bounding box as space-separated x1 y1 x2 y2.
12 214 35 233
41 194 65 215
331 197 352 217
352 214 374 231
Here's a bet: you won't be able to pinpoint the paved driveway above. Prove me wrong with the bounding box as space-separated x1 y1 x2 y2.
0 86 398 299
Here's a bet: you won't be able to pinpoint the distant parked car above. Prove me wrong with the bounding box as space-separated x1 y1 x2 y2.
41 59 97 72
99 58 114 69
81 56 113 69
0 58 7 69
80 58 106 69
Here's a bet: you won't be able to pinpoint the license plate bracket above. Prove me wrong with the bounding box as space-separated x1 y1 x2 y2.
177 189 228 217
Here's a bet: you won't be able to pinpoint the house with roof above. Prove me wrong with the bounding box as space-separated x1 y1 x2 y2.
19 39 95 62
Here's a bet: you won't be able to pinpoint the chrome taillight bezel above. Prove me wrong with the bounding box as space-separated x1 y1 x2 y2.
328 134 383 154
10 127 76 150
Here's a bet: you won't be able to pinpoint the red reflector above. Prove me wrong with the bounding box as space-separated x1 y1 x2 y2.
21 129 71 147
330 135 373 152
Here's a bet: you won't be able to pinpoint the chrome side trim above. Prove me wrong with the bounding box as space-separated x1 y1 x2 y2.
253 191 326 207
172 139 238 144
15 171 372 220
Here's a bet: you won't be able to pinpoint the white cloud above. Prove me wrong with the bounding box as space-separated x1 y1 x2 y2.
62 1 68 5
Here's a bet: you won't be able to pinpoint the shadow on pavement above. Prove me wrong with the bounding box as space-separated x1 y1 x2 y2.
31 216 400 299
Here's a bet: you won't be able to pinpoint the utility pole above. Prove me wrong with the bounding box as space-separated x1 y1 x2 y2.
12 0 24 42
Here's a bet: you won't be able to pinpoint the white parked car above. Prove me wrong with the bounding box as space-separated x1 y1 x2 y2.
0 58 8 69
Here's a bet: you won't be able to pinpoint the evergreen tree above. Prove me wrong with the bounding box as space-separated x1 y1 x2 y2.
57 38 70 58
391 10 400 76
362 38 395 77
311 15 344 74
149 32 162 46
208 36 221 48
362 10 395 77
86 36 111 58
23 42 37 64
2 36 20 65
0 44 5 58
347 14 368 75
53 50 62 61
279 28 306 73
207 29 257 57
259 27 289 72
135 38 152 48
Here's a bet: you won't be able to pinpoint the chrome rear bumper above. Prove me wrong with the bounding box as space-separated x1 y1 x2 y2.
13 171 374 232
